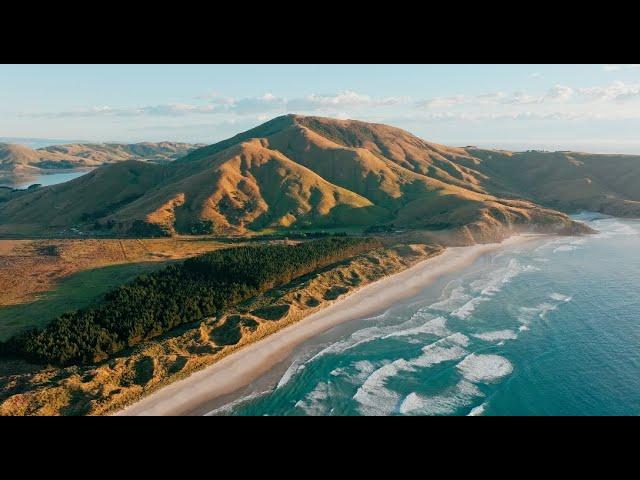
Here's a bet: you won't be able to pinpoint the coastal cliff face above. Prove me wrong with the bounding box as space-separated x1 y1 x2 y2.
0 243 441 416
0 115 601 238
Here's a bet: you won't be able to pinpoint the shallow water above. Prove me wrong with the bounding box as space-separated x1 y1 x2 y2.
0 170 92 189
216 213 640 416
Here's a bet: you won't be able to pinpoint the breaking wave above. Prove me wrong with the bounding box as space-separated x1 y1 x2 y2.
353 334 470 415
457 353 514 383
295 381 332 415
472 330 518 342
467 402 488 416
399 381 482 416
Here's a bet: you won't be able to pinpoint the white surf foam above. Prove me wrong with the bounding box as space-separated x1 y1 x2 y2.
295 381 331 415
553 245 578 253
382 316 450 339
205 390 270 416
353 360 377 377
451 296 489 319
448 259 538 320
609 222 639 236
330 360 379 384
467 402 487 416
538 302 559 320
353 334 470 415
550 292 572 302
429 286 471 313
276 360 306 389
518 301 561 324
412 342 469 368
472 330 518 342
310 309 451 361
475 259 523 296
456 353 513 383
399 381 482 416
591 219 639 239
353 359 408 415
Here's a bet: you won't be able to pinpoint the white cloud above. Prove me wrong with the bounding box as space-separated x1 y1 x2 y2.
578 81 640 102
503 92 540 105
19 81 640 127
231 93 287 115
138 104 219 116
288 90 405 111
416 94 468 109
22 103 229 118
451 111 582 121
476 92 508 102
23 90 405 119
602 64 640 71
418 86 573 109
545 85 574 102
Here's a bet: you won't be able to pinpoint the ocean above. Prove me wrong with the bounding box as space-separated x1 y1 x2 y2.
214 213 640 416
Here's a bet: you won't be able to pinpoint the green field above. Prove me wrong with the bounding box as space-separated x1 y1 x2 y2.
0 261 168 341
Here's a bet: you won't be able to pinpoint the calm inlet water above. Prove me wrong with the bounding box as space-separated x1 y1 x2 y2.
216 214 640 416
0 170 92 189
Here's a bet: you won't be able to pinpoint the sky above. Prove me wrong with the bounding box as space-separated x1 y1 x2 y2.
2 64 640 153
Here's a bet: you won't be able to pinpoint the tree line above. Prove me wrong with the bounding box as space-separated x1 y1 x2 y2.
1 237 381 366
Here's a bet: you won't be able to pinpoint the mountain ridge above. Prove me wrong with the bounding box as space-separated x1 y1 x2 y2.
3 114 637 239
0 141 204 174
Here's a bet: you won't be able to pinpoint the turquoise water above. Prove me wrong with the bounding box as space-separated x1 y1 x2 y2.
216 214 640 416
1 170 92 189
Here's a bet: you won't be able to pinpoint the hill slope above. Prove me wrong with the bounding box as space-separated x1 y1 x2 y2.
0 144 49 173
464 148 640 217
1 115 623 239
0 141 202 173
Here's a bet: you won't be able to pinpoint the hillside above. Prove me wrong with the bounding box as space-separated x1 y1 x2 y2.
464 148 640 217
0 144 46 173
1 114 626 240
0 141 202 172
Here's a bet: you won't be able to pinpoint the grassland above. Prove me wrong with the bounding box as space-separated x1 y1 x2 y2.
0 262 166 341
0 237 228 340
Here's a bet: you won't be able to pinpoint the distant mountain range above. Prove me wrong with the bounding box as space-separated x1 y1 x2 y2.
1 115 638 238
0 141 204 174
0 137 88 150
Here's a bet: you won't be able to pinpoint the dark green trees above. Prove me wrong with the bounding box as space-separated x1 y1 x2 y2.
2 237 380 366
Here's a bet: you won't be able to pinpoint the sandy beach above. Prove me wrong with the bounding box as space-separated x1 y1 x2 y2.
116 235 540 416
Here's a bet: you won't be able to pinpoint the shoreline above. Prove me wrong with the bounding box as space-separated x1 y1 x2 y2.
116 234 543 416
0 167 95 190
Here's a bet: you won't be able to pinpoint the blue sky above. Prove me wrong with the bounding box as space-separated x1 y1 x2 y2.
2 64 640 152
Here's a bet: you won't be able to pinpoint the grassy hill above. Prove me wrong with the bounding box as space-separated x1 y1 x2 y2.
465 148 640 217
0 141 202 172
2 114 627 239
